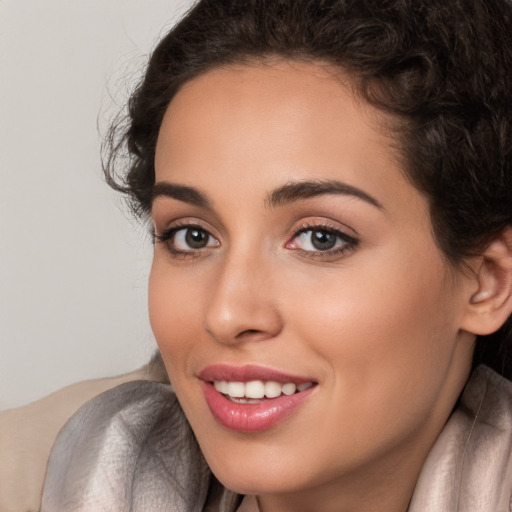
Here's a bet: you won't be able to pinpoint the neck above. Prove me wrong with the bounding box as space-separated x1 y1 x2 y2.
253 432 435 512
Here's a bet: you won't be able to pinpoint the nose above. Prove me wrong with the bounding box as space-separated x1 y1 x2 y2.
204 251 283 345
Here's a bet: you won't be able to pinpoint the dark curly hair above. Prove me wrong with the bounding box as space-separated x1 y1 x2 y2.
104 0 512 378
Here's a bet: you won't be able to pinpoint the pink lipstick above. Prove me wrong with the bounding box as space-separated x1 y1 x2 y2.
199 365 317 432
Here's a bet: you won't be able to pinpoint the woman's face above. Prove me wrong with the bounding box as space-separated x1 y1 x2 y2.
150 61 476 507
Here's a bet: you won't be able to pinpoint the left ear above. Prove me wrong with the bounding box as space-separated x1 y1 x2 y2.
460 227 512 335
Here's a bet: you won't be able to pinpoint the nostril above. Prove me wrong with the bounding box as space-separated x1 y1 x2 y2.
235 329 272 341
236 329 263 338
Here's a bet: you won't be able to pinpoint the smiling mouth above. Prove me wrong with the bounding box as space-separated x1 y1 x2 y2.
212 380 315 403
200 368 318 431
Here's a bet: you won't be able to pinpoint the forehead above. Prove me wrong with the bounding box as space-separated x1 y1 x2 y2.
154 59 414 216
157 59 394 167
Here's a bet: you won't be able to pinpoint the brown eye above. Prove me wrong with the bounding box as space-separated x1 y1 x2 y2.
184 228 209 248
171 226 219 252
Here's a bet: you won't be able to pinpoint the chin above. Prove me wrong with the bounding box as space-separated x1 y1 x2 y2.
212 467 300 496
199 439 318 496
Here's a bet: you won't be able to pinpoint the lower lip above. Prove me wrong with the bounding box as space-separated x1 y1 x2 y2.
201 382 315 432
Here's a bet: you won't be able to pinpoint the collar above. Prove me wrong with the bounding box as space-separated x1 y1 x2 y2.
409 366 512 512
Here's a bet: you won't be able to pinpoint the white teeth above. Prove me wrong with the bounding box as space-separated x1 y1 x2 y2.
281 383 297 396
214 380 312 399
245 380 265 399
227 381 245 398
264 381 282 398
214 381 229 394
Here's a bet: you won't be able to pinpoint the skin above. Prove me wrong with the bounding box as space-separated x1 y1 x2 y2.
149 60 478 512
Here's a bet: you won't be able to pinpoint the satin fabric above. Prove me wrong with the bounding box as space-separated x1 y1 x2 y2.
409 366 512 512
41 382 227 512
41 366 512 511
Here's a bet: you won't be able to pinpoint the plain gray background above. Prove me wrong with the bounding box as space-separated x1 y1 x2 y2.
0 0 195 410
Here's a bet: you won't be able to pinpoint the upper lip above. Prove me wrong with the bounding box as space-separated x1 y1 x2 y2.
198 364 315 384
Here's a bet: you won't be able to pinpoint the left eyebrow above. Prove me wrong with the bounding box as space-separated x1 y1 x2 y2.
266 179 384 210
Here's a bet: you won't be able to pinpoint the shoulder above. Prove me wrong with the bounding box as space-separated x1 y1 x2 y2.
0 359 165 512
41 379 213 511
410 366 512 512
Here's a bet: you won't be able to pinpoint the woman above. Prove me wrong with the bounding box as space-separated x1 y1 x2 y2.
42 1 512 511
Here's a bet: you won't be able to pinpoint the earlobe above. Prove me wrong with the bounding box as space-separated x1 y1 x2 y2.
462 227 512 335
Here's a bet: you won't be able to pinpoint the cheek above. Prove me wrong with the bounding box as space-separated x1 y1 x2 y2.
148 261 201 373
272 265 459 472
285 246 459 408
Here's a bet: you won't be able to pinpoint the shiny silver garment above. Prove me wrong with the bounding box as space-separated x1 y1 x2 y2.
42 367 512 511
41 381 239 512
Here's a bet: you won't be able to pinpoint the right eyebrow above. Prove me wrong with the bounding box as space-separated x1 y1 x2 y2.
151 182 210 208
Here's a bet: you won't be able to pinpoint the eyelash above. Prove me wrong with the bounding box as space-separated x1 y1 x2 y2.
154 221 359 260
287 222 359 258
154 223 219 259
